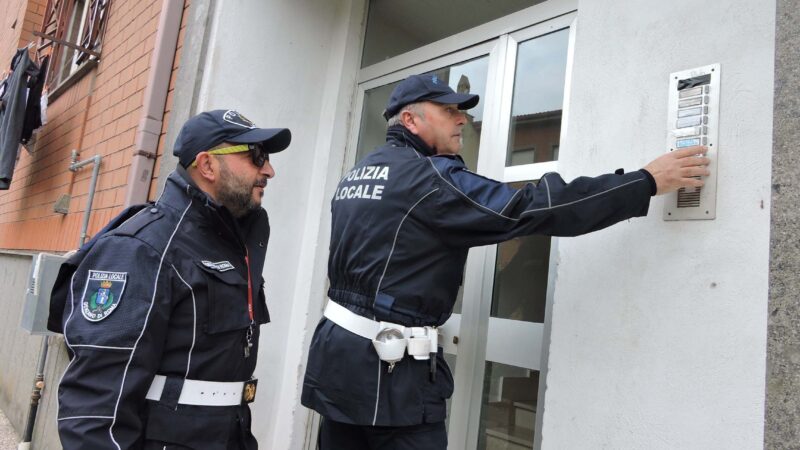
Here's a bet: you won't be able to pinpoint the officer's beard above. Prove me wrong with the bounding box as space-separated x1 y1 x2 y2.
216 159 262 218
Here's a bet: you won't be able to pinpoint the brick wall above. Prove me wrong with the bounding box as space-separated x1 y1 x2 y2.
0 0 188 251
0 0 46 71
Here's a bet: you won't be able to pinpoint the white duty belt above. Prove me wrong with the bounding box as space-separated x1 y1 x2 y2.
145 375 257 406
323 299 439 371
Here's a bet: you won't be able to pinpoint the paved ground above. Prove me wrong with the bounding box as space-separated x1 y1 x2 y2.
0 409 18 450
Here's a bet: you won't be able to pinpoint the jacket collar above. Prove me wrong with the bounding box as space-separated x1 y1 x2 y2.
157 167 266 234
157 166 220 211
384 125 466 165
385 125 436 157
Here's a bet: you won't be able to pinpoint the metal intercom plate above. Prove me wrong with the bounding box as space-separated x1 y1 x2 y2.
664 63 720 220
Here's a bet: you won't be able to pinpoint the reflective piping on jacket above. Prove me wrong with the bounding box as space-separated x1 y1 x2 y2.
518 177 644 216
371 187 439 425
70 344 134 350
372 358 382 425
427 158 521 220
108 199 193 449
373 188 439 302
499 189 522 216
427 159 645 220
55 270 82 430
543 176 552 208
62 270 91 348
398 130 423 159
58 415 114 421
171 264 197 383
154 170 175 206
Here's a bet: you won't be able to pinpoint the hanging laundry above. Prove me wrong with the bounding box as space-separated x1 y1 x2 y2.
0 72 9 108
40 89 48 125
22 55 49 146
0 47 39 190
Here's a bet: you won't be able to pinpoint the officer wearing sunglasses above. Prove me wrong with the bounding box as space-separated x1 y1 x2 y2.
52 109 291 450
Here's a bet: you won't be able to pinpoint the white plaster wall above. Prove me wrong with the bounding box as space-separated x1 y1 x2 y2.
195 0 365 448
541 0 774 448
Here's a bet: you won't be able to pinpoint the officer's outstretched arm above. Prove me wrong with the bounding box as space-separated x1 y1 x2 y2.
424 156 654 247
57 236 171 449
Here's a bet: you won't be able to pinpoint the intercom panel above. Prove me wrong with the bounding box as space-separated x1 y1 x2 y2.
663 63 720 220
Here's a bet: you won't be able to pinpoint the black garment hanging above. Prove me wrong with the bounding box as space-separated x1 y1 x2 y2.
21 54 48 144
0 47 39 190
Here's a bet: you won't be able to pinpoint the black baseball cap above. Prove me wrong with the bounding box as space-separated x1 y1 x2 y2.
173 109 292 168
382 73 480 120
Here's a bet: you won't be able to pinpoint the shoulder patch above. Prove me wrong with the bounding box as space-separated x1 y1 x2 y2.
81 270 127 322
200 260 235 272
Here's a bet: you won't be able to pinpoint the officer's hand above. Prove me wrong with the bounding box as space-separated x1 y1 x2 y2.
643 146 711 195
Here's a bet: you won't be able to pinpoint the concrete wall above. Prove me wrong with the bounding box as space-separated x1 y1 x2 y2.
0 253 39 435
0 252 69 450
765 0 800 447
540 0 774 448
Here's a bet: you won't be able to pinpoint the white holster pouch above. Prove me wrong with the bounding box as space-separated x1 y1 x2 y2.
323 299 438 364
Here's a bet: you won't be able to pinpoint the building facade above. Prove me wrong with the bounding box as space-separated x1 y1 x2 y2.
0 0 797 449
0 0 188 447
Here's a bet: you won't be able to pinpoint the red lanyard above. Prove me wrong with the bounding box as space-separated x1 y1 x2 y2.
244 249 254 322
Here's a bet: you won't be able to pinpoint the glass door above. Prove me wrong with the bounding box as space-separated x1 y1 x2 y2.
468 22 573 450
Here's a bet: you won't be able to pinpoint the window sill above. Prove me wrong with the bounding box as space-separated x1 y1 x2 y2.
47 59 98 103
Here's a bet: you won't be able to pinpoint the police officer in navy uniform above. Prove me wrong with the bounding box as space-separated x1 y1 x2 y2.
301 74 710 449
50 110 291 449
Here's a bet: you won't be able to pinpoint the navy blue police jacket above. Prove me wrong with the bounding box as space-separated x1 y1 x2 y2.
49 168 270 449
301 125 656 427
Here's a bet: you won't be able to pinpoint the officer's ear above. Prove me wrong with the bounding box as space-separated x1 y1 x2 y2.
399 109 420 133
192 152 218 183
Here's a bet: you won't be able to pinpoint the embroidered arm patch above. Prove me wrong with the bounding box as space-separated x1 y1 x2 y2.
81 270 128 322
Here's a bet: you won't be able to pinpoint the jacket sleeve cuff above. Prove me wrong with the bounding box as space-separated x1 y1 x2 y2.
638 169 657 196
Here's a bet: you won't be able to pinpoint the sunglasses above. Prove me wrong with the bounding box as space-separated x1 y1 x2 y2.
192 143 269 168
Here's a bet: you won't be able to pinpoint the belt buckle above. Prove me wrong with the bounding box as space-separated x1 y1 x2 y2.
242 379 258 403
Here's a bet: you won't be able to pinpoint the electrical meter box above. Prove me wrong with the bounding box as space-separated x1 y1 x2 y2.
664 63 720 220
21 252 67 335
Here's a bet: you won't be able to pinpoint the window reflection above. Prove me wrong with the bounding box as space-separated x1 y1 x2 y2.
490 181 551 323
491 235 550 323
356 82 396 161
355 56 489 171
507 29 570 166
479 361 539 449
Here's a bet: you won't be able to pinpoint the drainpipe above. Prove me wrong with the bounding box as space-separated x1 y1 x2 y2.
69 150 103 246
17 151 101 450
17 338 48 450
124 0 184 206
